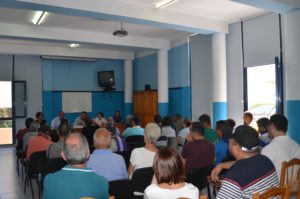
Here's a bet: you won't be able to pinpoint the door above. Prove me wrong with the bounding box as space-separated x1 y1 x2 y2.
0 81 13 145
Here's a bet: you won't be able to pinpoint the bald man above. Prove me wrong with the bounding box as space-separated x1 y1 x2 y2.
87 128 128 181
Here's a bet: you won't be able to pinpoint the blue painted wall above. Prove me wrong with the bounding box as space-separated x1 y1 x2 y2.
286 100 300 145
42 59 125 124
133 43 191 118
213 102 228 127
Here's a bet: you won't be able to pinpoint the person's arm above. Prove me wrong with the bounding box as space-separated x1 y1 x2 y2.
211 161 236 182
216 178 241 199
127 162 135 177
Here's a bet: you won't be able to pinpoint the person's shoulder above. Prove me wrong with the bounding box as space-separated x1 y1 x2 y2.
184 183 199 192
144 184 159 194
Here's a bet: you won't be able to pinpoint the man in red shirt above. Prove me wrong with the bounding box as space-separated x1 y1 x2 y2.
16 118 34 148
26 125 52 160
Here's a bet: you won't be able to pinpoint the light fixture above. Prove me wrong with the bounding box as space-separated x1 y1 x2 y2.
113 22 128 37
69 43 80 48
154 0 178 9
32 11 47 25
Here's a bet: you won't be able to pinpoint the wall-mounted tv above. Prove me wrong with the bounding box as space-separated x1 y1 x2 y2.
98 71 115 90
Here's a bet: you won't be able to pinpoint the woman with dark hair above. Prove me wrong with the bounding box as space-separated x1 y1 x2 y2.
144 147 199 199
161 116 176 138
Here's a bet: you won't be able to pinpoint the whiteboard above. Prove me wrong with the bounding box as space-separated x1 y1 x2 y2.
62 92 92 113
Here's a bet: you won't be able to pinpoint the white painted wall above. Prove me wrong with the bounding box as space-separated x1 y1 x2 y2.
14 55 42 135
0 54 12 81
190 34 213 121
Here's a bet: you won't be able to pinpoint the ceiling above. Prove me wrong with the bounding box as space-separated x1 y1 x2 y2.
0 0 269 56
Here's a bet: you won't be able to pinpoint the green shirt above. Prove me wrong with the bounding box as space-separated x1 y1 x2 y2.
43 166 108 199
204 128 218 143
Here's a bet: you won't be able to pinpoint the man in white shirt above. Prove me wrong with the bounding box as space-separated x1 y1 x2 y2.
51 111 65 130
261 114 300 178
94 112 107 127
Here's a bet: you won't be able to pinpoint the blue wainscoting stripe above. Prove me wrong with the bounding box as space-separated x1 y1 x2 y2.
158 103 169 117
124 103 133 118
213 102 228 127
286 100 300 144
43 91 62 123
169 87 191 118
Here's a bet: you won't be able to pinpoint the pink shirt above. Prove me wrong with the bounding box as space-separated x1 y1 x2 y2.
26 135 52 160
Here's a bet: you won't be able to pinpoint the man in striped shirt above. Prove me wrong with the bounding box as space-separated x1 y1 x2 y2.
217 125 279 199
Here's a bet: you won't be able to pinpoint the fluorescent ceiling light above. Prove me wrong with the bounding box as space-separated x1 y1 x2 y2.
154 0 178 9
32 11 47 25
69 43 80 48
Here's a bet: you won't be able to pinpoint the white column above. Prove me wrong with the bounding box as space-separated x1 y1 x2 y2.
157 49 169 116
124 59 133 116
212 33 227 124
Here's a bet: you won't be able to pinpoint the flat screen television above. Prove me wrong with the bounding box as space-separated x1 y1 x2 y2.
98 71 115 89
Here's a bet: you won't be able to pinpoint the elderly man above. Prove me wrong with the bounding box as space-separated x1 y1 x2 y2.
43 133 108 199
87 128 128 181
217 125 278 199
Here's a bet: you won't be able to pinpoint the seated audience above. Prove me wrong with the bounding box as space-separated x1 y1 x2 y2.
22 121 40 151
161 116 176 138
261 114 300 177
35 111 47 125
87 128 128 181
226 118 236 128
177 118 191 150
94 112 107 127
199 114 217 143
107 117 121 136
174 113 183 133
113 110 122 123
215 120 232 165
125 114 134 128
47 124 70 159
128 123 161 177
182 122 215 173
16 117 34 149
243 111 257 130
26 125 52 160
43 133 108 199
256 117 271 147
82 124 100 147
106 124 124 152
73 111 89 126
51 111 66 130
153 114 162 127
144 147 199 199
216 125 279 199
122 116 144 138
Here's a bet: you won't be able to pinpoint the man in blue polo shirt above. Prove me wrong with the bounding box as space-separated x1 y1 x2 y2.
43 133 108 199
87 128 128 181
122 116 144 138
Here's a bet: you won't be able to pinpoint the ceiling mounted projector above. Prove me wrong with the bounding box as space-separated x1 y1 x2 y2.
113 22 128 37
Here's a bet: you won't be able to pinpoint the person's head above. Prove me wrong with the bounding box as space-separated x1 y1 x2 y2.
115 110 121 117
29 121 40 132
182 118 191 128
58 124 71 138
107 116 114 125
215 120 229 139
62 133 90 166
189 122 205 140
144 123 161 145
174 113 181 122
132 116 140 126
93 128 111 149
60 118 68 126
256 117 270 134
25 117 34 129
162 116 172 127
226 118 236 128
268 114 288 138
229 125 259 160
35 112 44 121
243 112 253 125
154 114 162 125
38 125 51 139
58 111 65 120
80 111 88 120
126 114 134 125
97 112 104 119
153 147 185 185
199 114 211 128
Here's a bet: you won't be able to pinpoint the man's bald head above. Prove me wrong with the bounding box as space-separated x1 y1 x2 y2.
93 128 111 149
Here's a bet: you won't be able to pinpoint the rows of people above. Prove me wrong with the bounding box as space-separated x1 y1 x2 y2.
15 110 300 199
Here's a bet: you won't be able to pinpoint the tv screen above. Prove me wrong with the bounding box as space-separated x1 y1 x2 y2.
98 71 115 88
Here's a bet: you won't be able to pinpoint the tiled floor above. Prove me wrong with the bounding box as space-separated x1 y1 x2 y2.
0 146 39 199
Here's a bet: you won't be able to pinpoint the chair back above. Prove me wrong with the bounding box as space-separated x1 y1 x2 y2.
280 158 300 199
125 135 145 153
131 167 153 195
45 157 67 174
186 165 213 191
109 179 132 199
27 151 47 176
252 186 290 199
